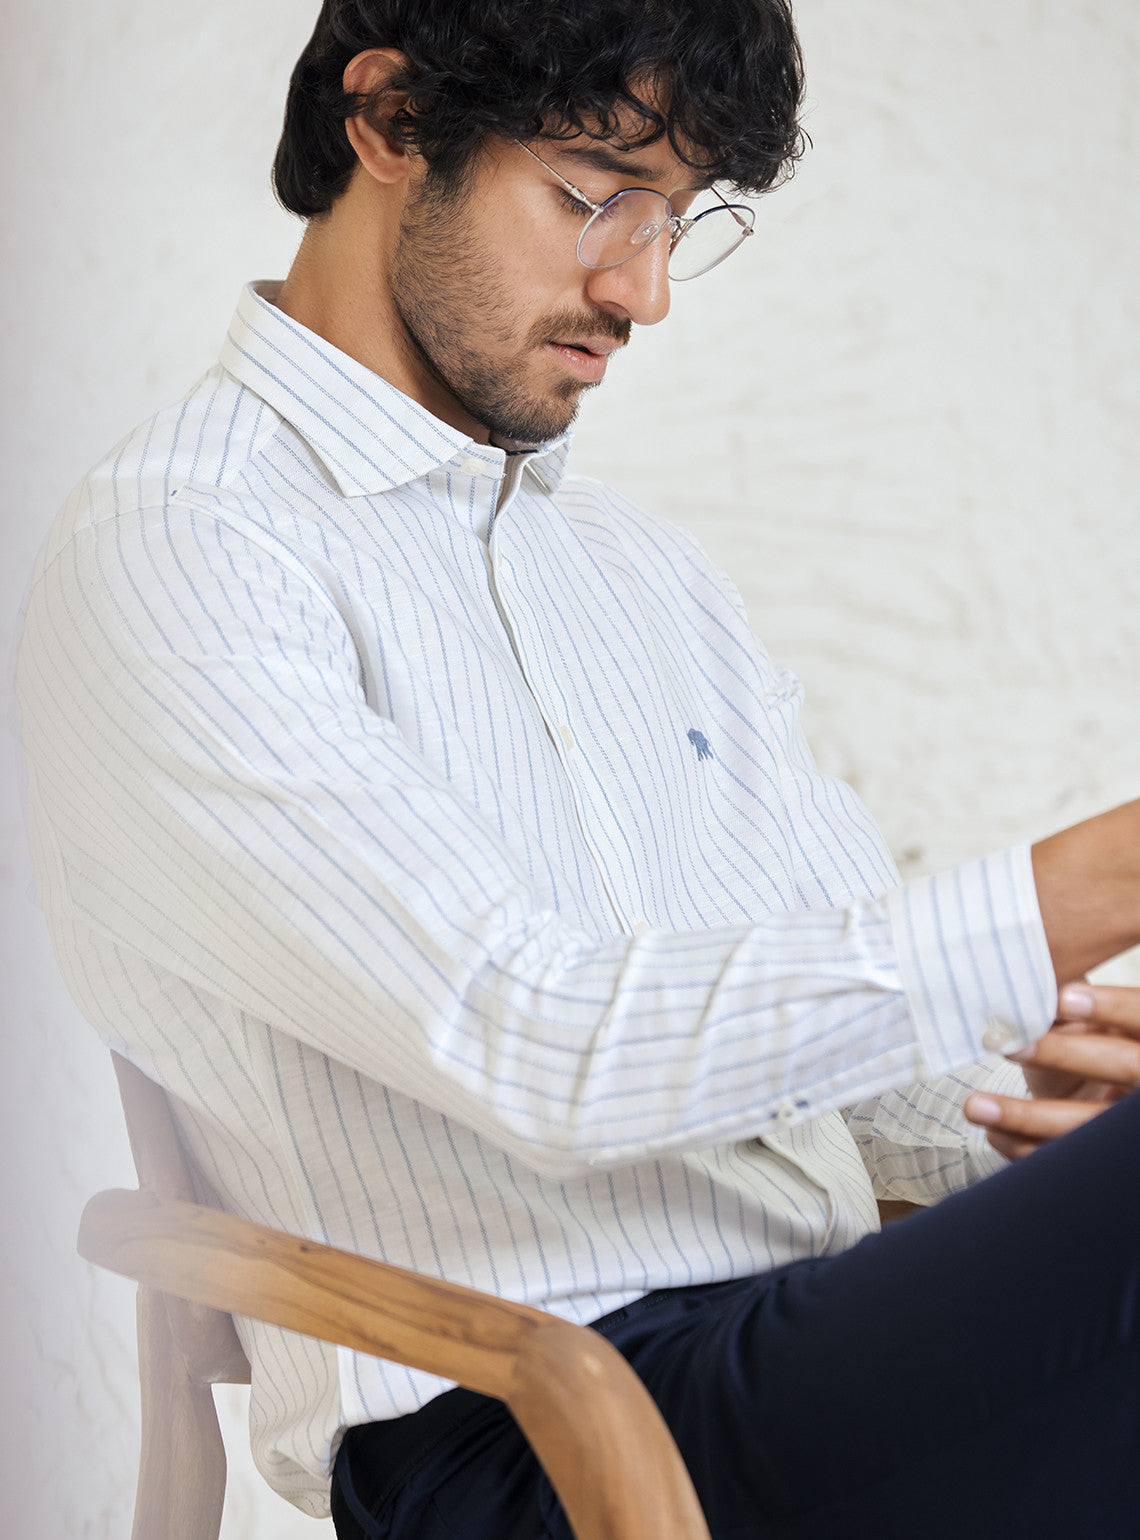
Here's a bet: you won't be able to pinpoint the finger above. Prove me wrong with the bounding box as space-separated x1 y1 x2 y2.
1057 982 1140 1036
963 1091 1105 1141
984 1128 1045 1161
1011 1031 1140 1085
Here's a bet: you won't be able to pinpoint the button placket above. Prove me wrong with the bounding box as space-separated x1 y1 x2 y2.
443 450 504 543
486 526 628 931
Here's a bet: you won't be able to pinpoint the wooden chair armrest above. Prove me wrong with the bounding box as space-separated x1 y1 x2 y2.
877 1199 922 1225
79 1188 710 1540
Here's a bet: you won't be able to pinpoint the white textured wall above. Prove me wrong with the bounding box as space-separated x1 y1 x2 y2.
2 3 1137 1534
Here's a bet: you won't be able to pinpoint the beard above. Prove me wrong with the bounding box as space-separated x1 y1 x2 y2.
390 180 630 444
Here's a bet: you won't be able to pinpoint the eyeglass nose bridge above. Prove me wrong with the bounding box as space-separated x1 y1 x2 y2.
665 212 693 250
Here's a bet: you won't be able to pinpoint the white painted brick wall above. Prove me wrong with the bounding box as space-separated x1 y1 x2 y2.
2 3 1136 1533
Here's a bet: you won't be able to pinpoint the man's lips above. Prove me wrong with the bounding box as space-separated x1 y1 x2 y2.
551 336 623 356
545 336 623 382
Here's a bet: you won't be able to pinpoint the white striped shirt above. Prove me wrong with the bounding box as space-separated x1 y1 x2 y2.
17 282 1054 1515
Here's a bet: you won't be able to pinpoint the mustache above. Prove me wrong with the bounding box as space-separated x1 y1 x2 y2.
529 308 632 350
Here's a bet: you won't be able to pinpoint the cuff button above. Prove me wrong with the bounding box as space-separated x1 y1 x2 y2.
981 1016 1017 1054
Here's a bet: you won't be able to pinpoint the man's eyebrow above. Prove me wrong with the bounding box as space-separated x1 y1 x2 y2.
556 143 714 192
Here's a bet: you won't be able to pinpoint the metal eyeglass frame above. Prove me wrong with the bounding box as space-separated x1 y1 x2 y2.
513 138 754 280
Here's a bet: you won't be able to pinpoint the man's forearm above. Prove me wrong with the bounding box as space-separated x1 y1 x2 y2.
1031 800 1140 985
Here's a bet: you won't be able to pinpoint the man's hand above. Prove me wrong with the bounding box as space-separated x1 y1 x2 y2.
964 983 1140 1159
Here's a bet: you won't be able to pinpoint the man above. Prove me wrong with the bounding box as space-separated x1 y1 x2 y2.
16 0 1140 1534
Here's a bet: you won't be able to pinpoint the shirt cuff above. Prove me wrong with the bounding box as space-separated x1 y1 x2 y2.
886 843 1057 1077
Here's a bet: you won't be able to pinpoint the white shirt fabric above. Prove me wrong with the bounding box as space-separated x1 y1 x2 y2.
17 282 1054 1516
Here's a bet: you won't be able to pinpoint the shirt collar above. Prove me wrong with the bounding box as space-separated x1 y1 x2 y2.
219 282 570 498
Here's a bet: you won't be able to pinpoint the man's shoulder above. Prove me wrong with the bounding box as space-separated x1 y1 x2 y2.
43 366 284 566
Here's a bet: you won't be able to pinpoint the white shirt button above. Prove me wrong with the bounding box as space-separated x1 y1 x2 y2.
558 724 575 753
633 919 650 936
775 1100 798 1124
981 1016 1018 1054
458 456 485 476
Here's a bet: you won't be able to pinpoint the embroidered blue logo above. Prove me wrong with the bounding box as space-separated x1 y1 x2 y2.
687 729 714 762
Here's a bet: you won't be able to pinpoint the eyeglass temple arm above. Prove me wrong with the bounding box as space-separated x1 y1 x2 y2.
513 138 601 213
710 186 753 232
515 136 753 239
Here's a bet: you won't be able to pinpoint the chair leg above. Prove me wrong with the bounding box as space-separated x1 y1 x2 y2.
131 1285 228 1540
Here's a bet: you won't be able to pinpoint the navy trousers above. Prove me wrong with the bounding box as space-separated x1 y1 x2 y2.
331 1091 1140 1539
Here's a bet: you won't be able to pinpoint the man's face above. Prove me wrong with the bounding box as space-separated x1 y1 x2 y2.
389 129 708 444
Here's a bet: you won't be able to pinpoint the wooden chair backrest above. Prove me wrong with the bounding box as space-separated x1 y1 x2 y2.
111 1052 249 1540
113 1052 252 1388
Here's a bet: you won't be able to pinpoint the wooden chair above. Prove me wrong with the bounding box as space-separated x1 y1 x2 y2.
78 1053 712 1540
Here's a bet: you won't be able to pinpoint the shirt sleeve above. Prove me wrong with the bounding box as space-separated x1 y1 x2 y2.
845 1058 1029 1203
18 502 1057 1181
887 845 1055 1074
847 846 1053 1202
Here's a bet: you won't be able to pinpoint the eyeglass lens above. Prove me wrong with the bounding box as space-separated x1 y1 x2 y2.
577 189 754 281
668 205 754 281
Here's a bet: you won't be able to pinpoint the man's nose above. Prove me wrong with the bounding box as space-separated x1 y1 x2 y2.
584 232 672 327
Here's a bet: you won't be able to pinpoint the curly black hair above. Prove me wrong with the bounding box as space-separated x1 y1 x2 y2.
273 0 806 218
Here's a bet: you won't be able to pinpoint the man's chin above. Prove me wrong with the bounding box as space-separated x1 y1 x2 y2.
470 379 592 447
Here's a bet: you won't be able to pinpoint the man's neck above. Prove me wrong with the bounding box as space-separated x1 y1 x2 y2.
275 184 490 444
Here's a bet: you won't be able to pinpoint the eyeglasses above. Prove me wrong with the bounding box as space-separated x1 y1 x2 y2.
515 140 755 282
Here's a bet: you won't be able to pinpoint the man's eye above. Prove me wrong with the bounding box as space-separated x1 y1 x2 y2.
558 188 594 219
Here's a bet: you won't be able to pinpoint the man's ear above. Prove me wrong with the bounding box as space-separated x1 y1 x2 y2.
344 48 416 188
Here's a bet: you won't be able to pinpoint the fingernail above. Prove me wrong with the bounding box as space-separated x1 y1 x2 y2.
1059 983 1095 1018
965 1094 1002 1125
